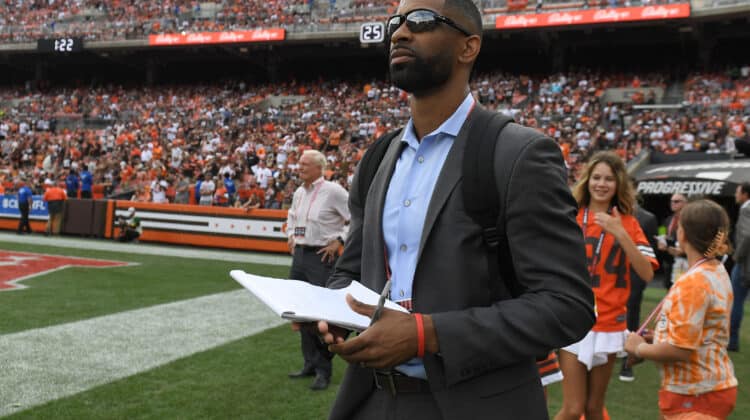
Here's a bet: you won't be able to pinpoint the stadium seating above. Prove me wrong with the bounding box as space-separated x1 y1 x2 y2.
0 0 668 44
1 69 748 205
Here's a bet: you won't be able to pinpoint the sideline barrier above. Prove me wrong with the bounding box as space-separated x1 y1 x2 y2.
0 194 49 233
0 196 289 253
62 199 97 236
109 202 288 253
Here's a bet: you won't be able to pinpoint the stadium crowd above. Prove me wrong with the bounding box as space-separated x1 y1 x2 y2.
0 0 675 43
1 67 748 206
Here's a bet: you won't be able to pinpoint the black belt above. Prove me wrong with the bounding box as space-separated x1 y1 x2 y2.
295 244 323 251
373 370 430 395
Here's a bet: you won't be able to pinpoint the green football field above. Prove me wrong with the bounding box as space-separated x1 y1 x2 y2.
0 238 748 419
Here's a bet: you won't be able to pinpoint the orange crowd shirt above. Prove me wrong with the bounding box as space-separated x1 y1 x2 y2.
43 187 67 202
654 259 737 395
577 208 659 332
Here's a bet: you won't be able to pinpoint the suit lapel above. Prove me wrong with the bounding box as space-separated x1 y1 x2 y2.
416 116 474 262
366 130 407 290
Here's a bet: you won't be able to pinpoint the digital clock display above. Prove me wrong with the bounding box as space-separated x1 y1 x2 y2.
37 37 84 53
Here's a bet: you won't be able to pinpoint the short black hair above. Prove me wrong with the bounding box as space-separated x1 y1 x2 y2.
741 182 750 196
444 0 482 36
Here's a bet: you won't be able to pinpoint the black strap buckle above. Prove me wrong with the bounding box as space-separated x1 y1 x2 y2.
373 370 397 396
482 226 500 248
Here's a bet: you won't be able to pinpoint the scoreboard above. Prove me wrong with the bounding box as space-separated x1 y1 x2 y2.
37 37 84 53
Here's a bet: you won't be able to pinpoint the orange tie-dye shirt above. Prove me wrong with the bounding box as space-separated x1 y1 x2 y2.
654 259 737 395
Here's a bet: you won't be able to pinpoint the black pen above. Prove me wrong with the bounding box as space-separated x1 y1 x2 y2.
369 279 391 327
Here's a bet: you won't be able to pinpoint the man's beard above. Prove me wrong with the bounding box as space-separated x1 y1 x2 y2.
389 49 453 97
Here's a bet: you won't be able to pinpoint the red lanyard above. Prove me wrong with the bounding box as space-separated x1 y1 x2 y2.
668 215 679 237
296 180 324 225
384 246 392 281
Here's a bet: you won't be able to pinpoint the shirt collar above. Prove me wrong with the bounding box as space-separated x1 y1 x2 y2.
305 176 325 190
401 92 475 145
742 200 750 210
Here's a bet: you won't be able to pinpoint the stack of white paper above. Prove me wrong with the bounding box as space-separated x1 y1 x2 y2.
230 270 408 331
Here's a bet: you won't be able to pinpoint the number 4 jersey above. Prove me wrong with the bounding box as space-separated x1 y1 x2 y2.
577 208 659 332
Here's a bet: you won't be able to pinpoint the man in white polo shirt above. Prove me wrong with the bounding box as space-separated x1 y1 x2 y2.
286 149 350 390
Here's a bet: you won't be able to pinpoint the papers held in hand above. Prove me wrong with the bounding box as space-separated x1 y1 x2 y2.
230 270 408 331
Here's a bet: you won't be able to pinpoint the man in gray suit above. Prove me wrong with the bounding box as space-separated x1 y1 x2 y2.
314 0 595 418
730 182 750 351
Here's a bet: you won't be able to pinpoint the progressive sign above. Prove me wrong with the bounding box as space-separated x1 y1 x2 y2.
636 179 729 196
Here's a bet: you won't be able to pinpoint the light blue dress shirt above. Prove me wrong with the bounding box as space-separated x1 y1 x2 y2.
383 93 475 379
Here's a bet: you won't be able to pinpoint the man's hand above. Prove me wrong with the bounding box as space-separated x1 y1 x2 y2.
327 294 418 370
655 235 668 251
317 320 348 345
667 246 684 257
316 239 341 264
287 237 295 255
291 320 348 343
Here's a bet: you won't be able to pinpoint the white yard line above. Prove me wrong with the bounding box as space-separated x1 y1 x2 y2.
0 232 292 266
0 290 285 417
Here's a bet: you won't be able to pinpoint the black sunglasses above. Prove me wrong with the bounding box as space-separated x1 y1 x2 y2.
386 8 473 38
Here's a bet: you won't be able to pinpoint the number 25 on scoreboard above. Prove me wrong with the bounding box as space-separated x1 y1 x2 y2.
360 22 385 44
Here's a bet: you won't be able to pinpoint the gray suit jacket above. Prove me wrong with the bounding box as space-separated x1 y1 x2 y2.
327 114 595 420
634 205 659 283
734 203 750 279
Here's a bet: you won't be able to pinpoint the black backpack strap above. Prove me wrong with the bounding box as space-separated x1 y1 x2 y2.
462 108 516 297
355 129 402 208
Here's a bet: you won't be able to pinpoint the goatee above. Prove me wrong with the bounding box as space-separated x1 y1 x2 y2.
390 50 453 97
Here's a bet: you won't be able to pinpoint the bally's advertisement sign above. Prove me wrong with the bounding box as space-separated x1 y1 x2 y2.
634 161 750 197
496 3 690 30
148 29 285 46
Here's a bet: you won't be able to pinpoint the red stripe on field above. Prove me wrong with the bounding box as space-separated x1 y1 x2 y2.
0 250 131 291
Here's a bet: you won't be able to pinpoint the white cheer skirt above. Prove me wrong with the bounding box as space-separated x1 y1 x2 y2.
561 330 628 371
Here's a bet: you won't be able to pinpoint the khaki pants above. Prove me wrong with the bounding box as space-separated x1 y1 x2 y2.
46 201 64 235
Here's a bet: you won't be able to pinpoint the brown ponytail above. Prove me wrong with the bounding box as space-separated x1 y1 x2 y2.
679 199 731 258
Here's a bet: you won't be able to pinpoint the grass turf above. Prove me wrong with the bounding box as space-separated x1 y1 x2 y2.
1 241 748 419
0 240 288 335
545 288 750 419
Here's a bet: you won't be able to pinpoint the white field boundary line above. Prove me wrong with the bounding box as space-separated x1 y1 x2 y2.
0 289 285 417
0 232 292 266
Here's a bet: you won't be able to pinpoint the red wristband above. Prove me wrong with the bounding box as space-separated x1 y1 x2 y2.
414 313 425 358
